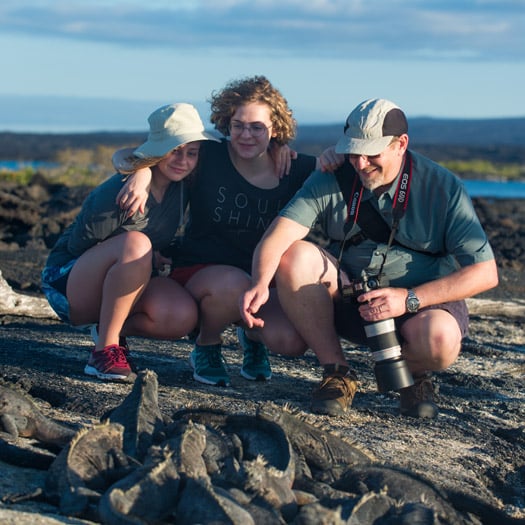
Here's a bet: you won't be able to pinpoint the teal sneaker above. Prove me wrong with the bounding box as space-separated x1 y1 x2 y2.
237 327 272 381
189 344 230 387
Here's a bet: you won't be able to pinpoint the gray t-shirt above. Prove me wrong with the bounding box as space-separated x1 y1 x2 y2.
45 173 187 268
279 150 494 288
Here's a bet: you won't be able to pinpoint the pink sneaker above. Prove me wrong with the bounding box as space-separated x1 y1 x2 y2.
84 345 132 382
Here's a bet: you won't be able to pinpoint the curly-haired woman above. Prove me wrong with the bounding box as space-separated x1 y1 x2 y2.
113 76 330 387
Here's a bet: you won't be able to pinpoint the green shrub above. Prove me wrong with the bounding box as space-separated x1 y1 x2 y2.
440 159 524 180
0 166 36 184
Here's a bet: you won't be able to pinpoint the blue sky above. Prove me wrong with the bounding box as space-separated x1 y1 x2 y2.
1 0 524 131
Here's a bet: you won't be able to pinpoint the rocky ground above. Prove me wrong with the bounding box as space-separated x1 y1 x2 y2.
0 176 523 524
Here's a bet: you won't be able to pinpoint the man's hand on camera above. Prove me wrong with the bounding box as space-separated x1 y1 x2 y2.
357 287 408 321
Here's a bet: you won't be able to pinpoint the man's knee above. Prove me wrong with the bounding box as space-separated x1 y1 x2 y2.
416 331 461 370
277 241 335 286
430 329 462 369
402 313 462 370
278 241 310 276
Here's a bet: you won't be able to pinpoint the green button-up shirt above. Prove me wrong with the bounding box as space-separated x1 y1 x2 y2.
279 150 494 288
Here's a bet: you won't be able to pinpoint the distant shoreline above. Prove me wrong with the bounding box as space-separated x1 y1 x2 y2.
2 116 525 143
1 129 525 164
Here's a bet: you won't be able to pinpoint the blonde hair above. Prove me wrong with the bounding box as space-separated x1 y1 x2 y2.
209 75 296 146
117 155 165 176
117 142 200 176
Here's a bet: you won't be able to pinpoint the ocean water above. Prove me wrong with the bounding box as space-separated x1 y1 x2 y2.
0 161 524 198
0 160 59 171
462 180 525 199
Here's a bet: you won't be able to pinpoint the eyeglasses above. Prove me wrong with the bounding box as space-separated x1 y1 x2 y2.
229 121 271 137
349 139 400 161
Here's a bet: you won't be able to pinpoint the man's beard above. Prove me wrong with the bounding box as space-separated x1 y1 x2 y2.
359 175 381 191
360 176 392 196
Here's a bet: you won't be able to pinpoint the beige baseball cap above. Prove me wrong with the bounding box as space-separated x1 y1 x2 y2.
335 98 408 156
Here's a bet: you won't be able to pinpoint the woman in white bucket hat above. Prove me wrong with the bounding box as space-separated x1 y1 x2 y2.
42 103 219 382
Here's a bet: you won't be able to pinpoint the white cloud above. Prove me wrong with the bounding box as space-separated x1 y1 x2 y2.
0 0 522 61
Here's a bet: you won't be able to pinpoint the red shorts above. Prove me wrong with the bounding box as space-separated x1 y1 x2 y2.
169 264 211 286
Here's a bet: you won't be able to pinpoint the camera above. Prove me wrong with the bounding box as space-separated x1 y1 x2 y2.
340 274 414 393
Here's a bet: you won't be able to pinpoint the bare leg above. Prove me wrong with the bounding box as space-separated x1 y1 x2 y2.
186 265 251 345
67 231 152 351
253 290 308 356
275 240 348 367
273 241 360 416
400 309 462 375
124 276 198 340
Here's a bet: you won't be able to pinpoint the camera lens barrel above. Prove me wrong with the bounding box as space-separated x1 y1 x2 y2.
342 275 414 392
364 319 403 361
374 359 414 393
363 318 414 392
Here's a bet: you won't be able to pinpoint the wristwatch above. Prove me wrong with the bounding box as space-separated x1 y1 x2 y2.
406 289 420 313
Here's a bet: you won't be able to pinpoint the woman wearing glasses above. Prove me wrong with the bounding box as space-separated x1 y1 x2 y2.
114 76 325 387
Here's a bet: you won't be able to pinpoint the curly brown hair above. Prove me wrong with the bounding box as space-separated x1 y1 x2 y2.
209 75 296 146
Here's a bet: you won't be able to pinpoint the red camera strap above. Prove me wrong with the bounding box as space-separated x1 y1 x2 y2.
336 152 413 280
345 151 412 230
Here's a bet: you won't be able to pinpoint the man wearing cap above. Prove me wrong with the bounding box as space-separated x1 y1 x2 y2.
240 98 498 418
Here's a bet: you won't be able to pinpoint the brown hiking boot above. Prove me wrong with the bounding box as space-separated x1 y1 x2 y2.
399 372 438 419
311 364 358 416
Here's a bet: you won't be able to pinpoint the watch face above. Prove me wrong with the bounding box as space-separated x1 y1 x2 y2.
407 297 419 312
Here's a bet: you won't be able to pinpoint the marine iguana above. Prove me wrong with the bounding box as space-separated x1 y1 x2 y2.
98 443 182 524
257 402 373 482
102 368 165 462
99 420 215 524
45 421 135 518
7 373 512 525
0 378 76 448
176 477 256 525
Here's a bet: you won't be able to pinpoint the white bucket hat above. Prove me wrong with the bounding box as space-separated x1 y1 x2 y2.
335 98 408 156
133 103 219 159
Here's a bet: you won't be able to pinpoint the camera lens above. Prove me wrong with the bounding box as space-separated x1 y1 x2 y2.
374 358 414 392
364 318 414 392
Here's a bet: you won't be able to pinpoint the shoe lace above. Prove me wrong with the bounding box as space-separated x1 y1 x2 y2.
245 342 268 366
318 374 355 398
106 345 129 368
198 345 223 368
412 377 435 402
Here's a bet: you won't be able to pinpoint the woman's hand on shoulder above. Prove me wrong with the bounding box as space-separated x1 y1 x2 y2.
116 168 152 216
268 142 344 177
317 146 344 172
269 142 297 178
